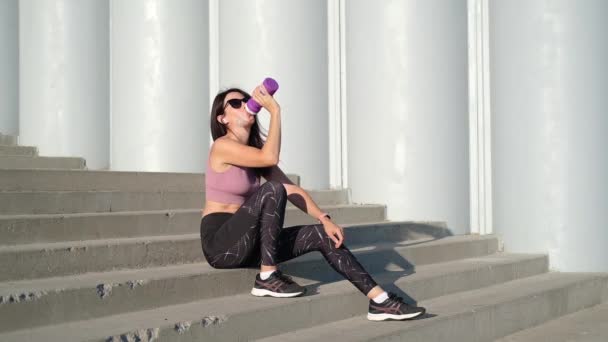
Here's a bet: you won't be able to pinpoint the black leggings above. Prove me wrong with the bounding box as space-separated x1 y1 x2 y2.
200 180 378 296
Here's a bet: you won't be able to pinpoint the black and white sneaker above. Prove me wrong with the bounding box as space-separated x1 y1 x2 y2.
367 292 426 321
250 270 306 298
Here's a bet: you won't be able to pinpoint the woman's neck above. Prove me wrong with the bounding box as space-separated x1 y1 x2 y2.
227 128 250 144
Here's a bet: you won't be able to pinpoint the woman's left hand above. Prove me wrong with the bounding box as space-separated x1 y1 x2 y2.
323 220 345 248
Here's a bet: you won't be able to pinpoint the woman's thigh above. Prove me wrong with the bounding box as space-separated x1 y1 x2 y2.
203 181 285 268
205 184 279 250
206 211 257 253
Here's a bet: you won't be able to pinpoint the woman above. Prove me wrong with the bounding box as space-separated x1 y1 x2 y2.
200 84 426 321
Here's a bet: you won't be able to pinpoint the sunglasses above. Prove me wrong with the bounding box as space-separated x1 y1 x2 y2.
223 96 251 111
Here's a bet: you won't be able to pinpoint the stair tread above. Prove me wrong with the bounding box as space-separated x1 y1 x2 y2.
0 168 298 192
496 302 608 342
0 203 370 215
0 188 351 215
0 203 386 220
0 232 491 254
0 155 86 171
0 252 549 341
256 272 608 341
0 188 345 194
0 240 512 296
0 201 377 218
0 155 83 160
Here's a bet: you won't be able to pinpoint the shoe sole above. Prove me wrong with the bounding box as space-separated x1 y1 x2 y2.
366 309 426 321
251 287 305 298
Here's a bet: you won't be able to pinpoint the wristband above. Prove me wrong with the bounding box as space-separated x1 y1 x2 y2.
317 212 331 222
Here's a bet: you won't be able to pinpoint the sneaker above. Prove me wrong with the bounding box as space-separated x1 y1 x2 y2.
367 292 426 321
250 270 306 298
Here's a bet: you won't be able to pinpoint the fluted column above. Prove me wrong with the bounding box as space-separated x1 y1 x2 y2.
491 0 608 271
19 0 109 168
218 0 329 189
110 0 209 172
346 0 470 234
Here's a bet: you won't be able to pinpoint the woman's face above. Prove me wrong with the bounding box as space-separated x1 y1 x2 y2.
221 92 255 129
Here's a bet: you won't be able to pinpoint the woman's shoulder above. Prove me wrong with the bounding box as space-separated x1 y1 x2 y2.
208 140 228 172
210 137 253 163
209 138 256 173
209 137 232 158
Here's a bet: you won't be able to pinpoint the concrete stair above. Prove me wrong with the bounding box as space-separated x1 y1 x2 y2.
496 302 608 341
0 234 508 333
0 222 460 282
1 252 555 341
0 145 38 157
0 133 17 146
0 206 388 245
0 133 85 170
0 188 348 215
0 155 86 170
0 137 606 341
256 272 608 342
0 168 300 192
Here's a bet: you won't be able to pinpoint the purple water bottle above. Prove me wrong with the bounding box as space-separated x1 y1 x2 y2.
246 78 279 114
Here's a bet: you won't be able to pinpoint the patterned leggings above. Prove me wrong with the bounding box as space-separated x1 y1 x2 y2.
200 180 378 295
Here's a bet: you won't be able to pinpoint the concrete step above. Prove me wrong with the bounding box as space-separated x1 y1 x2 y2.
256 272 608 342
0 190 202 215
0 133 17 146
0 145 38 157
0 156 86 170
0 205 392 245
0 252 549 339
496 302 608 342
0 169 301 191
0 222 450 310
0 231 494 282
0 188 349 215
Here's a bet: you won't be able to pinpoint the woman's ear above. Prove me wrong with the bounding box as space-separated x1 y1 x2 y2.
217 114 226 124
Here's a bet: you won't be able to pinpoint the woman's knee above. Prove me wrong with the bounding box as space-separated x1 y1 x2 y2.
312 224 348 250
260 180 286 197
309 224 332 245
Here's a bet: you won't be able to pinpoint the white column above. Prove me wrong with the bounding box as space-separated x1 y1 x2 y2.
468 0 493 235
19 0 109 168
208 0 219 147
346 0 471 234
218 0 329 190
0 0 19 136
111 0 209 172
491 0 608 272
328 0 348 190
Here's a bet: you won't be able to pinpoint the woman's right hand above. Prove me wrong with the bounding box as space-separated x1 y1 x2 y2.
252 84 281 115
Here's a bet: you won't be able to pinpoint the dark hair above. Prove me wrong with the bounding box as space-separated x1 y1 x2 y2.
210 88 270 178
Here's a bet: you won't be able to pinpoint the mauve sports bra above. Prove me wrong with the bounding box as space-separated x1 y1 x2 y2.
205 154 260 205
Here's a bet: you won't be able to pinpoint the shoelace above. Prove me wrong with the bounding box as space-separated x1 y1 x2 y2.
274 270 295 284
386 293 405 306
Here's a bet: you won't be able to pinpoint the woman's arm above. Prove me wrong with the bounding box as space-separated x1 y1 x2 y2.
263 165 344 247
285 184 344 247
262 165 325 220
283 183 330 223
